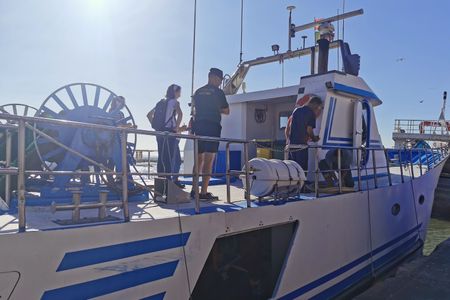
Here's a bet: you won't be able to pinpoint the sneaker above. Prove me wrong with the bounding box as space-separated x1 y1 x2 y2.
199 192 219 201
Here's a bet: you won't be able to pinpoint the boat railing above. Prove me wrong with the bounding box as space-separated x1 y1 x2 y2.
0 114 251 232
0 114 448 233
285 143 449 198
394 119 450 135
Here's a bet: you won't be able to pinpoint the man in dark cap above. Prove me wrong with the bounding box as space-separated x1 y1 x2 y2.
191 68 230 200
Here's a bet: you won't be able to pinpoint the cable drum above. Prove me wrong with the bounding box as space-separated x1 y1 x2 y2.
242 158 306 197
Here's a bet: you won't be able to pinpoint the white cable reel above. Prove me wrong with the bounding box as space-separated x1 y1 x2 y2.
242 158 306 198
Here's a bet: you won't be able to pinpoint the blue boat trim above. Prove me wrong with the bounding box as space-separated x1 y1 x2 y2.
141 292 166 300
57 232 190 272
333 83 380 100
309 234 419 300
42 261 178 300
278 223 421 299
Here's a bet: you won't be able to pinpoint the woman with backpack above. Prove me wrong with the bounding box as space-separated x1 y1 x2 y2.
147 84 186 188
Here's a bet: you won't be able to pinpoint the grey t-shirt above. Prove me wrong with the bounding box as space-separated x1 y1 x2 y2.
164 98 177 129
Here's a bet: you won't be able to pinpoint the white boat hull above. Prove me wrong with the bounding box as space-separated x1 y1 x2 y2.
0 160 445 300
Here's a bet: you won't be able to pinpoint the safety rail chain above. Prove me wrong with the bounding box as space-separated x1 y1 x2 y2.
0 114 448 232
394 119 450 135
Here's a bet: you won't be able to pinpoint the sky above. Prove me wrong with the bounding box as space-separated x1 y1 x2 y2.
0 0 449 148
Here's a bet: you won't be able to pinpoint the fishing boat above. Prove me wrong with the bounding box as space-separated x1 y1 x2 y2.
0 8 448 300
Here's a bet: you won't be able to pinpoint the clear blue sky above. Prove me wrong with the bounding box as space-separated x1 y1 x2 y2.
1 0 449 147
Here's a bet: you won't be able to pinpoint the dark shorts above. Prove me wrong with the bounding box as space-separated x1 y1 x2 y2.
193 120 221 153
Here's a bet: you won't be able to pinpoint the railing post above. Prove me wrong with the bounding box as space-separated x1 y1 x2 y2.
337 148 342 194
284 144 289 160
5 129 12 206
372 149 378 188
409 149 415 180
315 150 319 198
384 148 392 186
418 148 423 176
398 149 404 183
226 142 231 204
243 142 251 208
193 138 200 213
147 150 151 180
426 147 431 172
357 148 362 191
121 130 130 222
17 120 26 232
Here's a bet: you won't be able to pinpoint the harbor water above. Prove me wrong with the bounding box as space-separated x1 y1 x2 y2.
424 218 450 255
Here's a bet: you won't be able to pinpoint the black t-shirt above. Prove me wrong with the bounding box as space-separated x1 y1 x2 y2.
289 106 316 144
193 84 229 125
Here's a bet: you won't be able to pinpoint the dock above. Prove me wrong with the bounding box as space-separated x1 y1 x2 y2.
355 238 450 299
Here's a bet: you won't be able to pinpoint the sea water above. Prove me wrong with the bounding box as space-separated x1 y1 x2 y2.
423 218 450 255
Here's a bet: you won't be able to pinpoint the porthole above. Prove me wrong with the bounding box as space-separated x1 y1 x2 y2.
419 195 425 205
391 203 401 216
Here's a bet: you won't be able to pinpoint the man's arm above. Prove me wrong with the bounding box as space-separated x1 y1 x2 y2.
218 90 230 115
307 126 320 142
285 117 292 142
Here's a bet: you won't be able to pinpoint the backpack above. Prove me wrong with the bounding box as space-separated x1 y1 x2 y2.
148 99 175 131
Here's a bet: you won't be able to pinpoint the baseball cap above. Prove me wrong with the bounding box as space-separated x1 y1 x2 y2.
209 68 224 79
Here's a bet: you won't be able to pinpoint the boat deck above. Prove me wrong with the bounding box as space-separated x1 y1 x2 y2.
0 165 427 234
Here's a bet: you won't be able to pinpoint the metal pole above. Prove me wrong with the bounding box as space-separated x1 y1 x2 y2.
384 148 392 186
17 120 26 232
121 131 129 222
372 149 378 188
409 149 415 180
418 148 423 176
193 139 200 213
357 148 362 191
399 149 404 183
243 143 251 208
315 151 319 198
310 47 316 75
284 145 289 160
5 129 12 206
190 0 197 96
147 150 151 180
426 147 431 172
72 191 81 223
226 142 231 204
239 0 244 63
337 148 342 193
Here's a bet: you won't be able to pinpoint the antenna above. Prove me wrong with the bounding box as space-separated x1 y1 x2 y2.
239 0 244 63
337 8 340 71
190 0 197 96
342 0 346 42
287 5 296 51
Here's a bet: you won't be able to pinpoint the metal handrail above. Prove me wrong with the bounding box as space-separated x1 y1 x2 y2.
0 113 448 233
0 113 251 232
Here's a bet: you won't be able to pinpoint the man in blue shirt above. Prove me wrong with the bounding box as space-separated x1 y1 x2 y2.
288 96 323 170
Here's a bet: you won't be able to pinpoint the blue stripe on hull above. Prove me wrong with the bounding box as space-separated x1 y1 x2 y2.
42 261 178 300
141 292 166 300
57 232 190 271
278 224 421 299
310 235 419 300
